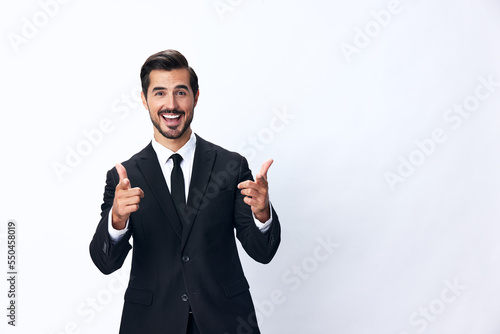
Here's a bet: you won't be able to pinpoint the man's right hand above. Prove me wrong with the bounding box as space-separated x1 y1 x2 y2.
112 163 144 230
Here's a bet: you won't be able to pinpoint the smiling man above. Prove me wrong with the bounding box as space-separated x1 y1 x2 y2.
89 50 281 334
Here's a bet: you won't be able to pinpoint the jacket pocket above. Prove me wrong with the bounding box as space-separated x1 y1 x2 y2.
223 277 250 298
124 287 153 306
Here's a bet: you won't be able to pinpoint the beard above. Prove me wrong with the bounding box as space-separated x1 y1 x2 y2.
151 108 193 140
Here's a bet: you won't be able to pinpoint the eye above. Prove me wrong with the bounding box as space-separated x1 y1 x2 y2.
155 91 164 96
176 91 187 96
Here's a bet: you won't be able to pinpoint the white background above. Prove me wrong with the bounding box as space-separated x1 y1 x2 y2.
1 0 500 333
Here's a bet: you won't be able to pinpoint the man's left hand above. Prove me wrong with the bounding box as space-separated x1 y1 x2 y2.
238 159 273 223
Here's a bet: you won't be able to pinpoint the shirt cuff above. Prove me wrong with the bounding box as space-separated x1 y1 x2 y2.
253 203 273 233
108 207 129 243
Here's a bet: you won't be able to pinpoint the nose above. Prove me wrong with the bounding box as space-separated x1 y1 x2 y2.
164 93 179 110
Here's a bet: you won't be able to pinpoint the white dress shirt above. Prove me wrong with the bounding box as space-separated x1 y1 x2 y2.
108 132 272 242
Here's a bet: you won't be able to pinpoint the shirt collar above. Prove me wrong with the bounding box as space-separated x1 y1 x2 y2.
151 131 197 164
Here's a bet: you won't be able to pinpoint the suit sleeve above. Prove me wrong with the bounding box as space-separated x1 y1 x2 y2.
89 168 133 274
233 156 281 264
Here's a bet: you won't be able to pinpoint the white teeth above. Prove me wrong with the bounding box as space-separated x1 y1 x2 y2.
163 114 180 119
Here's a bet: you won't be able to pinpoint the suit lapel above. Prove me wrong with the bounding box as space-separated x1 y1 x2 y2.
136 143 183 240
181 135 216 250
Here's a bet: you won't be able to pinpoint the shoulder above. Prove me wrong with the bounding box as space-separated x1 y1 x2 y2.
195 134 252 181
108 142 154 175
195 134 245 161
126 142 155 162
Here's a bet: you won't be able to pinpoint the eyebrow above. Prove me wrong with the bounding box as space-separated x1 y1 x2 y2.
175 84 190 91
151 85 190 92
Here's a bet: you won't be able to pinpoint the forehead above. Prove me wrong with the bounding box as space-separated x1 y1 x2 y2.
148 68 191 90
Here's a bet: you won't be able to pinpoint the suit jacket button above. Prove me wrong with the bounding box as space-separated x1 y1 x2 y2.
181 294 189 302
182 255 190 263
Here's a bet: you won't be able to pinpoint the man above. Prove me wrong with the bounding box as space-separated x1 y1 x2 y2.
89 50 281 334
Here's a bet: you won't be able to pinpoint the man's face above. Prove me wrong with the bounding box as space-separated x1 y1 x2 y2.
141 68 199 143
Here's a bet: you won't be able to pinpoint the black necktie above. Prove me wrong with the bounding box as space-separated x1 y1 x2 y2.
170 154 186 222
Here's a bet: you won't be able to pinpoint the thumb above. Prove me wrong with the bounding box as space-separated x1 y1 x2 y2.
115 163 130 189
258 159 274 180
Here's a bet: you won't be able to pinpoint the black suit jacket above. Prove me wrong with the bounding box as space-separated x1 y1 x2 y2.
89 135 281 334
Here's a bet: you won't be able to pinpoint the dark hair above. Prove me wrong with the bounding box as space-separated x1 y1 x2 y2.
140 49 199 98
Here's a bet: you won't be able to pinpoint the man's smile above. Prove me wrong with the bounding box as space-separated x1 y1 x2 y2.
160 112 184 127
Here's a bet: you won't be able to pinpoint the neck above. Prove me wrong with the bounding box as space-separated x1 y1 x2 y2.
154 128 192 152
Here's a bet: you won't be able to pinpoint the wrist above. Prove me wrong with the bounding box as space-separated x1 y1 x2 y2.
111 213 127 230
255 207 271 223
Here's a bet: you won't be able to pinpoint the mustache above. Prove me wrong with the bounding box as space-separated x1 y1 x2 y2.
158 109 185 116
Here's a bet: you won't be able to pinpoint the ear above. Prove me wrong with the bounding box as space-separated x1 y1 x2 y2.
193 89 200 107
141 91 149 110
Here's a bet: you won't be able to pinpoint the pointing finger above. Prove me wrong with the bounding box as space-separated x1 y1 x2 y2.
237 180 250 189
